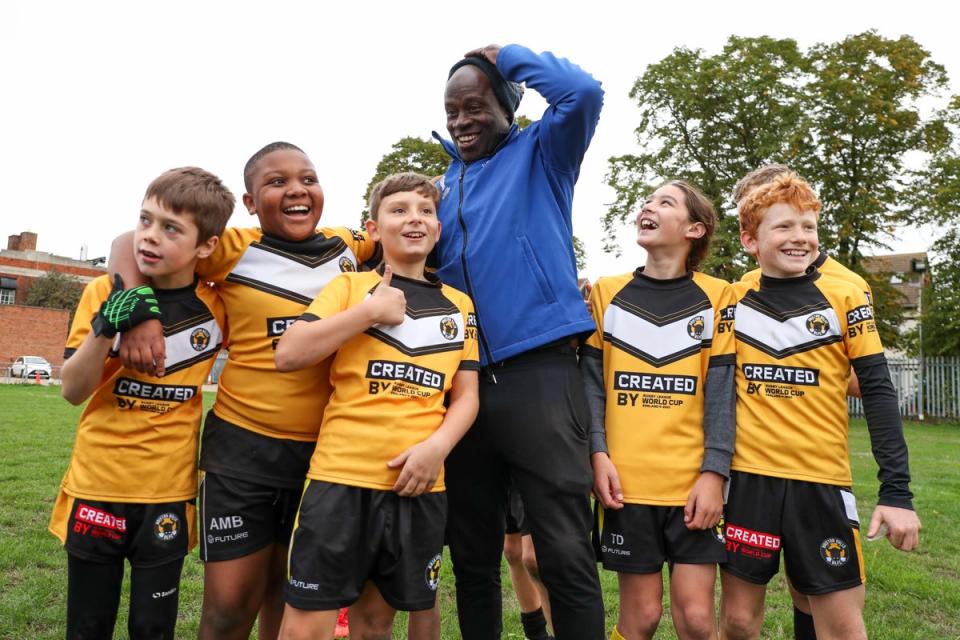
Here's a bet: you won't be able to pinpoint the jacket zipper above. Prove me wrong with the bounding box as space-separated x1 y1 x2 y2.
456 164 497 380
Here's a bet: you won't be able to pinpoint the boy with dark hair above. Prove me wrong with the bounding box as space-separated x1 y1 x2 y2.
108 142 380 640
51 166 233 640
720 174 920 640
274 172 479 639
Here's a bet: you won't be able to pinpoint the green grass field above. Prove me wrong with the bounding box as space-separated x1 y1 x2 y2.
1 384 958 639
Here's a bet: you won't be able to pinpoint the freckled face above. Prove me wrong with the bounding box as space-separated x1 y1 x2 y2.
742 203 819 278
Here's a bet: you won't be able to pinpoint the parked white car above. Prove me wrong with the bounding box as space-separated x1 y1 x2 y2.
11 355 52 379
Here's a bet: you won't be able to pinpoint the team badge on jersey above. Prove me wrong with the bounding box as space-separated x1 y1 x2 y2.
687 315 706 340
425 553 442 591
339 256 356 272
819 537 848 566
805 313 830 337
439 317 458 340
154 513 180 541
190 327 211 351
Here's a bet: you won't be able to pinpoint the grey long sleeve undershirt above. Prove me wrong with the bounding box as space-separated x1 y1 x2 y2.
580 354 608 455
580 356 736 478
701 363 736 478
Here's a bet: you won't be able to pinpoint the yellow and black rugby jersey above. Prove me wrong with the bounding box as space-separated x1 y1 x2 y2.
582 269 737 505
742 252 873 305
57 275 225 504
195 226 379 441
301 270 479 492
731 270 883 486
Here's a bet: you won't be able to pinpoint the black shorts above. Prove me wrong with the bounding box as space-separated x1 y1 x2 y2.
63 498 192 568
722 471 865 595
504 485 529 535
285 480 447 612
594 503 726 573
198 471 301 562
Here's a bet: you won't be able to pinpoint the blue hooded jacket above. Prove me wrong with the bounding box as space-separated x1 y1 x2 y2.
433 44 604 365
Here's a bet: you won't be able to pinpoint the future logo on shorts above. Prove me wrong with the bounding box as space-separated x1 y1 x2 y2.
190 327 211 351
819 537 848 567
687 315 706 340
439 317 458 340
154 513 180 542
425 553 442 591
339 256 356 272
806 313 830 337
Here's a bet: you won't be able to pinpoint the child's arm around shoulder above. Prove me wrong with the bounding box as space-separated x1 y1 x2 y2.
388 367 480 497
274 266 406 372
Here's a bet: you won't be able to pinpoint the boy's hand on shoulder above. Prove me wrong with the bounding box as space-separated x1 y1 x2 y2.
388 437 447 497
868 505 921 552
591 452 624 510
366 265 406 326
684 471 724 530
464 44 502 66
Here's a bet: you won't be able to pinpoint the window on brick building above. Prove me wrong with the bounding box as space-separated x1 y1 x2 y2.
0 277 16 305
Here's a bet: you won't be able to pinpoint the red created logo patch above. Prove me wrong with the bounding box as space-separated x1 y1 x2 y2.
725 523 781 550
76 503 127 532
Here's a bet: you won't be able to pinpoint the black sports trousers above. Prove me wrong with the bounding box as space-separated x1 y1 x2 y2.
445 342 604 640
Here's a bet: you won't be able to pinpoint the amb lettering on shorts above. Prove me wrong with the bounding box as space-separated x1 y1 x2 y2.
208 515 244 530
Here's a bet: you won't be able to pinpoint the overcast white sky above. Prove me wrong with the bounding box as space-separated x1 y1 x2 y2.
3 0 956 279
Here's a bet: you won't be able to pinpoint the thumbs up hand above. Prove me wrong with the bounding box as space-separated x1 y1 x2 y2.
366 265 407 326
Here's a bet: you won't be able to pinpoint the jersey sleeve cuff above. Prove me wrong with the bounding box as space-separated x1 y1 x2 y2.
700 448 732 478
589 431 608 455
458 360 480 371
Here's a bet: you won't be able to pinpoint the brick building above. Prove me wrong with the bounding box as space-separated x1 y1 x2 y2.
1 232 106 304
1 232 106 371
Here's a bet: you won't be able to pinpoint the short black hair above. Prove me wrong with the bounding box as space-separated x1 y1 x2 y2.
243 141 305 192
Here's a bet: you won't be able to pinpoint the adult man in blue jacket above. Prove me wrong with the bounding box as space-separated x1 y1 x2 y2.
434 43 605 639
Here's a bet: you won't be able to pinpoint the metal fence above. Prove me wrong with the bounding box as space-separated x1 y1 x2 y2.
849 356 960 420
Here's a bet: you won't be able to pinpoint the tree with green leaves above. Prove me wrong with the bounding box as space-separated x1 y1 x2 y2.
607 31 952 349
24 270 85 324
909 96 960 355
605 36 809 280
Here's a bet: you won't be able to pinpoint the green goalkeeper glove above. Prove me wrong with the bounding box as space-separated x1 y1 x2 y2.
91 274 162 338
